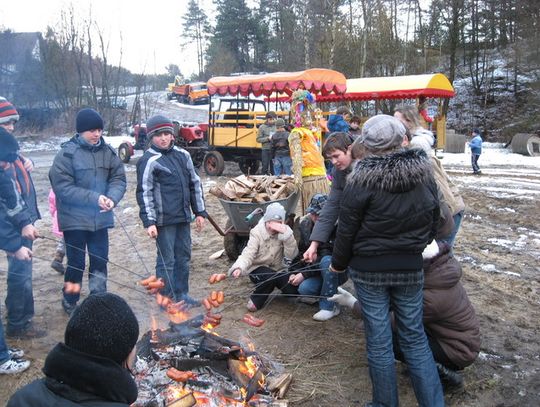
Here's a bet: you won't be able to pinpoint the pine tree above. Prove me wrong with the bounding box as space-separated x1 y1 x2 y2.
182 0 210 78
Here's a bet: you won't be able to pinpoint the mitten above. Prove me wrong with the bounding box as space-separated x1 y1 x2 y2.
328 287 357 309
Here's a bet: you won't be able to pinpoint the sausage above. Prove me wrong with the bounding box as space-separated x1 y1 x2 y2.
166 368 193 382
167 300 187 314
209 298 220 308
140 275 158 286
210 291 218 301
217 291 224 304
216 273 227 282
156 293 164 306
243 313 265 327
202 298 212 311
161 296 171 307
209 274 217 284
146 279 165 289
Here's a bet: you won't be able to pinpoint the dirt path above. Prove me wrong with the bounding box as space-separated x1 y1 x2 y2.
1 155 539 406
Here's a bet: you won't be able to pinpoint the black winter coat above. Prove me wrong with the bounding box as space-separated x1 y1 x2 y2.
332 148 439 272
7 343 138 406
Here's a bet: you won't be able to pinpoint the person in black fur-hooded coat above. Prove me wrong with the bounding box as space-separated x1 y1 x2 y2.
331 115 444 407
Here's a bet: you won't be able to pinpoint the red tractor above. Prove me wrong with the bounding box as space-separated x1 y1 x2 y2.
118 121 208 168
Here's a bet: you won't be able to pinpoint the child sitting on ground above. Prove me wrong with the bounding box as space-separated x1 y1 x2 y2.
229 202 298 311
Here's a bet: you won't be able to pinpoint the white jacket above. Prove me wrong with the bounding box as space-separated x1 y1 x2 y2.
228 220 298 276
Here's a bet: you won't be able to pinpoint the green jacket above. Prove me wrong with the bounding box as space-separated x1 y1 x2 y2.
256 123 277 150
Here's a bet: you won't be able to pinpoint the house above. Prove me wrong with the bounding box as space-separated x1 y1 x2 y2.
0 31 42 101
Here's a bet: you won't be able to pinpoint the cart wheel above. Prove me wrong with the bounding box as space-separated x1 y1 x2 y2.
223 220 248 261
203 151 225 176
118 143 132 163
238 159 260 175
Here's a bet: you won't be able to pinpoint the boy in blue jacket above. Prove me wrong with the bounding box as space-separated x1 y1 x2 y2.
136 115 207 306
468 128 483 174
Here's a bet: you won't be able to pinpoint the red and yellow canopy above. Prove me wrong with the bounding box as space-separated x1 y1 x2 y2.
207 69 347 97
317 73 455 102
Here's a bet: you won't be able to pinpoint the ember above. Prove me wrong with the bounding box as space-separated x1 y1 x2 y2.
133 315 289 406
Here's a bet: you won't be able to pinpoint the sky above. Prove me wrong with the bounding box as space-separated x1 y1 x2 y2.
0 0 214 77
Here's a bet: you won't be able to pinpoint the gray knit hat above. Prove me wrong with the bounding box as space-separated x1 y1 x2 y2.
359 115 406 151
146 115 174 138
263 202 286 223
275 118 286 128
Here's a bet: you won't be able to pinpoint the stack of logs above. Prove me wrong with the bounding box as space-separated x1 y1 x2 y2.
209 175 296 203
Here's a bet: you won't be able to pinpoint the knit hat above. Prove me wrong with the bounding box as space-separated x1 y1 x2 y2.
146 115 174 138
0 98 19 125
266 111 277 119
0 127 20 162
263 202 286 223
76 108 104 133
275 118 285 128
359 114 406 151
65 293 139 365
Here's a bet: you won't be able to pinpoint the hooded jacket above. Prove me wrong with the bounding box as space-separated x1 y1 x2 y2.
49 135 126 232
469 134 482 154
332 148 439 272
327 114 350 133
409 127 435 154
136 144 207 228
423 244 481 369
228 220 298 276
7 343 138 406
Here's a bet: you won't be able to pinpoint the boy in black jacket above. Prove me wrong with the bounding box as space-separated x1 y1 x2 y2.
136 115 207 306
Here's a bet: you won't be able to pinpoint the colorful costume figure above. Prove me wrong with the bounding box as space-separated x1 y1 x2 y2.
288 90 329 214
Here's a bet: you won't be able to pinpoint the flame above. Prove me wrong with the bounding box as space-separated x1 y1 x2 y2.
168 310 190 325
201 323 215 332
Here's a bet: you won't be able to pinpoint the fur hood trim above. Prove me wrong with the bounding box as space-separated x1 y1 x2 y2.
348 148 433 193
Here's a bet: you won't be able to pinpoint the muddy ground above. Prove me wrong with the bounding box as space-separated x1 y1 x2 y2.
1 153 539 406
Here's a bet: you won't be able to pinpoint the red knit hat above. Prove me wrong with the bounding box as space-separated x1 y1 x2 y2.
0 97 20 125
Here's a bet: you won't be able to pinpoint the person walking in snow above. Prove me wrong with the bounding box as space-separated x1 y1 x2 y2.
468 128 483 175
136 115 207 307
50 108 127 316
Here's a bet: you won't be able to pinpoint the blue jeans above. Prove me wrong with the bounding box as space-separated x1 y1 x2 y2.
440 210 463 248
354 276 444 407
63 229 109 304
298 255 348 311
471 153 481 173
273 156 292 176
0 306 9 364
261 149 273 175
156 223 191 302
5 238 34 333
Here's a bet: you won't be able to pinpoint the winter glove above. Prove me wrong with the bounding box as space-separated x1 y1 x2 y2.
328 287 357 310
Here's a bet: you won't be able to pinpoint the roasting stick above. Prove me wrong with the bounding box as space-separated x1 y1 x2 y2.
30 255 150 297
39 235 147 279
113 212 179 303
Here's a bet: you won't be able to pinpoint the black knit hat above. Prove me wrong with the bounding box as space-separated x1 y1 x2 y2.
0 98 19 124
146 114 174 138
65 293 139 364
76 108 104 134
0 127 20 162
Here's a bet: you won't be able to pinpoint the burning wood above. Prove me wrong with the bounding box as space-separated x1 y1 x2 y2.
209 175 296 203
132 316 289 406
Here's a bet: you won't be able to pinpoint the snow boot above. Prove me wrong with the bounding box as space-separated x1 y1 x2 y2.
51 250 65 274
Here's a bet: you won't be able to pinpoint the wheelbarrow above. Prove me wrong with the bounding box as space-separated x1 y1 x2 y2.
206 191 300 260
